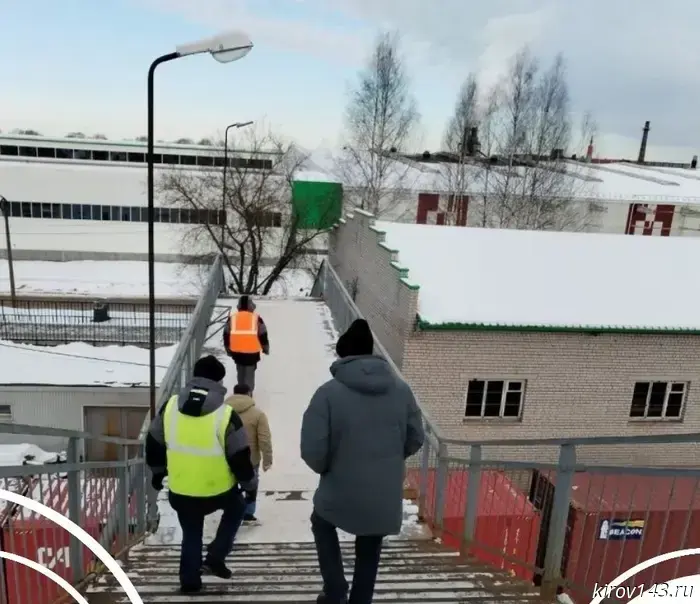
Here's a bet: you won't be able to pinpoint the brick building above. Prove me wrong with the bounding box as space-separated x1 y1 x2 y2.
328 210 700 466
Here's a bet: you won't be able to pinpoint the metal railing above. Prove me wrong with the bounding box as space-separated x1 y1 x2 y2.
0 299 193 347
0 423 146 604
0 255 225 604
314 258 700 602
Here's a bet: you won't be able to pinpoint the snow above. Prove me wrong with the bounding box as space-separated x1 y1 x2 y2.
147 299 430 547
0 340 177 386
0 261 203 297
0 260 315 298
0 444 63 466
375 220 700 330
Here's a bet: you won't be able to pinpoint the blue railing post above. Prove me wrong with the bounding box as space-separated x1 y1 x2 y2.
66 436 84 581
117 444 130 550
462 444 482 553
542 443 576 597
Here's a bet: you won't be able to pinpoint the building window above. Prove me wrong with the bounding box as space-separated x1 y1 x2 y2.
111 206 121 221
180 155 196 166
162 154 179 165
0 405 12 422
92 150 109 161
51 203 61 218
74 149 91 160
37 147 56 158
10 202 21 217
18 146 38 157
630 381 686 420
111 151 127 162
465 379 524 419
128 152 145 163
41 203 53 218
31 202 41 218
21 203 31 218
0 145 19 156
252 211 281 228
56 148 73 159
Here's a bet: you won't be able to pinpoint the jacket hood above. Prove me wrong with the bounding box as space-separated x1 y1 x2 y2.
237 297 256 311
176 376 227 417
225 394 256 414
330 355 396 395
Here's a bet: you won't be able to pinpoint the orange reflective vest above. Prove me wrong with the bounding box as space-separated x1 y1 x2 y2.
229 310 262 354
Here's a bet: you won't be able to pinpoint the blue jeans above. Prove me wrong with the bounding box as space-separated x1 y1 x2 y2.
175 489 246 589
245 466 259 515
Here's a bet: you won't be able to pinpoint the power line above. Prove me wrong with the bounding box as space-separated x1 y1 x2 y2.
0 341 170 368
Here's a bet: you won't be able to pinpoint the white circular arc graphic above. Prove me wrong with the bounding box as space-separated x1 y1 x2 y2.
0 551 88 604
0 488 143 604
589 547 700 604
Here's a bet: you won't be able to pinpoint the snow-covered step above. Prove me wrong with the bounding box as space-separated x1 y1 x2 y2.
86 540 543 603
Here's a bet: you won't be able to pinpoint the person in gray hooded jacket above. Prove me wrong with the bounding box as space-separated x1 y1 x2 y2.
301 319 425 604
146 355 258 594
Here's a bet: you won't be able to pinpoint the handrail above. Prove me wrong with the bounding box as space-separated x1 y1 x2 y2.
0 422 142 445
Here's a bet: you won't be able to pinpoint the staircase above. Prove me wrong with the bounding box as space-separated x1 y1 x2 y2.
86 539 545 602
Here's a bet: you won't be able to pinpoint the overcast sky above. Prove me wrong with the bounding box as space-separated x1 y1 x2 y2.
1 0 697 161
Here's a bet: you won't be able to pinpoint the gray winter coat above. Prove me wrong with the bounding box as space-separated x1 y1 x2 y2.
300 355 425 536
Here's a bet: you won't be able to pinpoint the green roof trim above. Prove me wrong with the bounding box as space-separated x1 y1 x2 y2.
416 316 700 335
390 261 409 278
378 241 399 254
401 279 420 291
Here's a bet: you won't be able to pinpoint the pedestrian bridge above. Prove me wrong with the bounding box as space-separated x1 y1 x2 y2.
0 256 698 604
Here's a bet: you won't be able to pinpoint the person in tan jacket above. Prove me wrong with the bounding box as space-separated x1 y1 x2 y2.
224 383 273 523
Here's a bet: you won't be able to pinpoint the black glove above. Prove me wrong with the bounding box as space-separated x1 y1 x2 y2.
151 473 165 492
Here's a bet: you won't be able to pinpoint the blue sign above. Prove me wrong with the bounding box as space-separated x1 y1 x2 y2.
598 519 645 540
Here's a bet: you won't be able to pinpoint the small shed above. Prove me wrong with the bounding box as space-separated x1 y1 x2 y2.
407 468 540 581
531 470 700 603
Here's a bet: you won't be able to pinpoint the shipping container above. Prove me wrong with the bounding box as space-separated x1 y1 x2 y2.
0 474 133 604
406 468 540 581
530 471 700 603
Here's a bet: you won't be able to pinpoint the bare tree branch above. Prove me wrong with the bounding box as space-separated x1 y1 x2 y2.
156 126 335 295
337 31 420 217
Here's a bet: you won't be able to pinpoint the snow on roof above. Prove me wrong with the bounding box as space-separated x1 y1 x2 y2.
0 444 62 466
0 340 177 386
0 260 203 297
374 220 700 331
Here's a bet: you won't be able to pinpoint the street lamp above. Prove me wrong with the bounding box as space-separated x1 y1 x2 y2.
0 196 16 307
222 120 254 241
147 31 253 419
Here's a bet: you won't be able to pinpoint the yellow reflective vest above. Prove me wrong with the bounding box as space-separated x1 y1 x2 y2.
163 393 236 498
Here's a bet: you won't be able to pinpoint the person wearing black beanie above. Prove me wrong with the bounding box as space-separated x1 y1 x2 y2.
301 318 425 604
145 354 258 594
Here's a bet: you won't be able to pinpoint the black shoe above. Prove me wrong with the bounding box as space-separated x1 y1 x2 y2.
243 513 258 523
180 583 203 594
202 558 232 580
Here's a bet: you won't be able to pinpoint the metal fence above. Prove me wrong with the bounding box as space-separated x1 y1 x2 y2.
314 258 700 602
0 299 194 347
0 255 225 603
0 423 146 604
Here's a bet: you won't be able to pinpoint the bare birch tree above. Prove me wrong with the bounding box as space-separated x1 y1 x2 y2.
156 128 332 295
472 48 597 231
440 74 480 224
338 31 420 218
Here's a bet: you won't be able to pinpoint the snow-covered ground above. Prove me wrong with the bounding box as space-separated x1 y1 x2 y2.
147 299 430 547
0 340 177 386
0 444 63 466
0 260 316 298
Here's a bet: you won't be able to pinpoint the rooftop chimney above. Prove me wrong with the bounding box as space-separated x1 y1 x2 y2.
637 120 650 164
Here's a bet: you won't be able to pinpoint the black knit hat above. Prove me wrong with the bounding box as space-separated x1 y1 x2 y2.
335 319 374 358
193 355 226 382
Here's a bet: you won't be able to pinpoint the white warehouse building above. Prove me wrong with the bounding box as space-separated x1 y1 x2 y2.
3 133 700 267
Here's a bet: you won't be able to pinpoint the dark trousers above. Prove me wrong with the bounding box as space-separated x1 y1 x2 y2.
236 363 257 393
175 490 246 588
311 510 384 604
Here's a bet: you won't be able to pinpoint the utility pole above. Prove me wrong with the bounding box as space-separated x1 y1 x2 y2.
0 196 16 307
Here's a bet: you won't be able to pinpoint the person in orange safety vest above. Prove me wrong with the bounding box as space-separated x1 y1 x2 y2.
223 295 269 394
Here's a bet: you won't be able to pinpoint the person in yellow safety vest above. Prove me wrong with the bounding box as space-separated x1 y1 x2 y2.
222 295 269 395
145 355 258 595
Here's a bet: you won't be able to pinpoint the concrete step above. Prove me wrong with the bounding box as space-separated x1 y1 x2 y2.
85 540 543 603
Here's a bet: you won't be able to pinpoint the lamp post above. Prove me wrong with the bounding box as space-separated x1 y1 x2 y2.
0 196 16 307
146 31 253 419
222 120 254 242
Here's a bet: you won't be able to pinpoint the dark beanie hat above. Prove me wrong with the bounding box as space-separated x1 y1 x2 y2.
193 355 226 382
335 319 374 358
